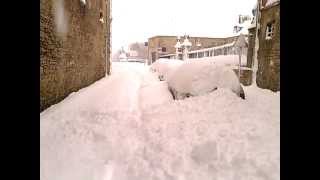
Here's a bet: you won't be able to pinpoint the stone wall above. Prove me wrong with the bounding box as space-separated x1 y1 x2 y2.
257 4 280 91
40 0 110 112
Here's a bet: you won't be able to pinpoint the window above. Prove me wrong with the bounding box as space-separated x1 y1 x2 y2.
266 22 275 40
99 11 104 23
162 47 166 52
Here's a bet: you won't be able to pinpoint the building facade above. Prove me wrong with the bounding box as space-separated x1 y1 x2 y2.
40 0 111 112
257 0 280 91
147 35 238 64
248 0 280 91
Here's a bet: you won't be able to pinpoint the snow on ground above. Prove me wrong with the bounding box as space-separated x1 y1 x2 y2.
140 81 173 110
41 62 279 180
150 58 184 81
141 86 279 180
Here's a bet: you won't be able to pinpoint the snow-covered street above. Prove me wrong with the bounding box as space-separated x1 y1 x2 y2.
41 62 279 180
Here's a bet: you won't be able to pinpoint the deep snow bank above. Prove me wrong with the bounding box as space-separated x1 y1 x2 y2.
41 62 279 180
168 60 243 99
140 81 173 110
150 58 184 81
141 86 280 180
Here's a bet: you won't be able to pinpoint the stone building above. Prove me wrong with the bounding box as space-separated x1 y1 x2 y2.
128 42 148 60
40 0 111 112
248 0 280 91
257 0 280 91
147 35 238 64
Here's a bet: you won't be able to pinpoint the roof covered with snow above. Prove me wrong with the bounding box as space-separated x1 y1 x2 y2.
263 0 280 8
233 20 252 36
248 21 256 29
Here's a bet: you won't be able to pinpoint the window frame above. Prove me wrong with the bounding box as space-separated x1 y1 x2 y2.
265 22 275 40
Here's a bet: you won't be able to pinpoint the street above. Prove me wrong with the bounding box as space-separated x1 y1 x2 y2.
41 62 280 180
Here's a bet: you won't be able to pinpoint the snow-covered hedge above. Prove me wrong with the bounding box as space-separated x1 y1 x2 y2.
150 58 183 81
167 60 245 99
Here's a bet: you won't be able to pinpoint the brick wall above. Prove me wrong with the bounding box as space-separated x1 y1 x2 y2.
257 4 280 91
40 0 110 112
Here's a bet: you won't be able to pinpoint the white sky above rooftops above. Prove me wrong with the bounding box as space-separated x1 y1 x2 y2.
112 0 256 52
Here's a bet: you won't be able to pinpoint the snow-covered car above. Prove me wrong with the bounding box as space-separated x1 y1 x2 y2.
150 58 183 81
167 60 245 100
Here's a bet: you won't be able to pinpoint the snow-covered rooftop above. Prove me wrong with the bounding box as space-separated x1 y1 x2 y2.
233 20 252 36
248 21 256 29
263 0 280 8
174 41 181 49
182 38 192 47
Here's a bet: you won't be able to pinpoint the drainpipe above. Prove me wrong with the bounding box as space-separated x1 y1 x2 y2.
252 0 261 86
238 47 242 82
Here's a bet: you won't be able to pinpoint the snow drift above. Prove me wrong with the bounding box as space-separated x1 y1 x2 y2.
150 58 183 81
167 60 244 99
140 81 173 110
41 62 279 180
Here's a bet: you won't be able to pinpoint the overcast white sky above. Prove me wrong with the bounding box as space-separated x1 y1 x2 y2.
112 0 256 52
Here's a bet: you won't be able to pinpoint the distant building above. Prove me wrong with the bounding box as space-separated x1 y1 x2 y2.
147 35 239 64
129 50 138 57
119 53 128 61
127 42 148 61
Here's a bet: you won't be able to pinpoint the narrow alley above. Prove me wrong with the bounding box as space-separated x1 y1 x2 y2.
41 62 279 180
